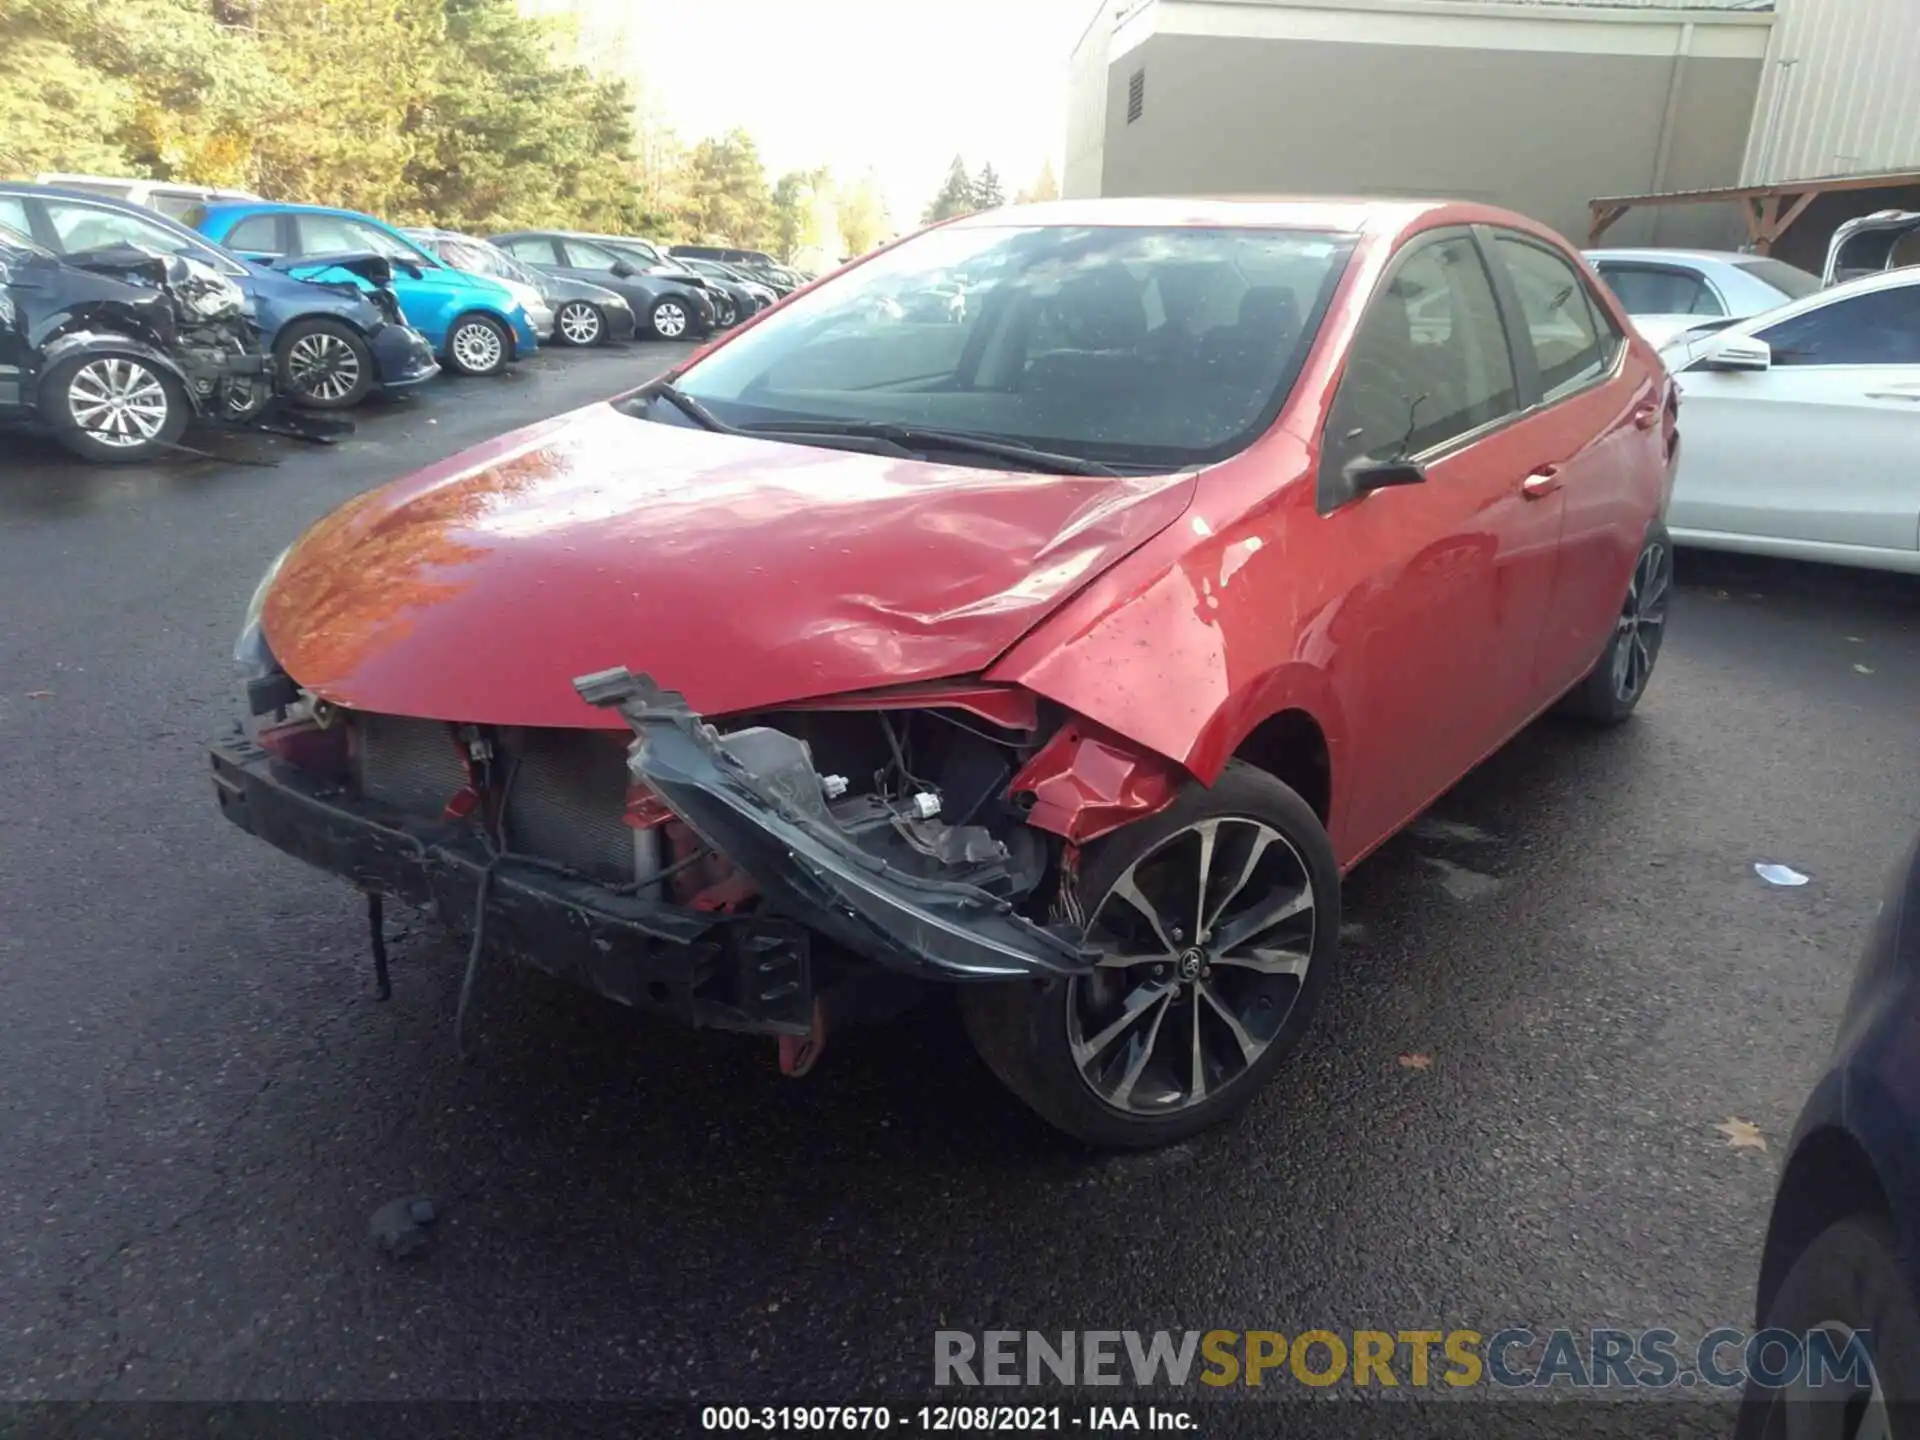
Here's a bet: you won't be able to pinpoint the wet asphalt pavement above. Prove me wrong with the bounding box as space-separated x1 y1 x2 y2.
2 342 1918 1415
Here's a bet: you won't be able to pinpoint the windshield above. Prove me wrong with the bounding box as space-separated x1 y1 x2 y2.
1733 257 1822 301
664 223 1355 470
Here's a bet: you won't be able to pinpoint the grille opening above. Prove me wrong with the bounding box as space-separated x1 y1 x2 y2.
1126 68 1145 123
351 714 635 884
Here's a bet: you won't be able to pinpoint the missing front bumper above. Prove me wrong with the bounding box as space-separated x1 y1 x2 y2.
208 735 814 1034
575 668 1096 982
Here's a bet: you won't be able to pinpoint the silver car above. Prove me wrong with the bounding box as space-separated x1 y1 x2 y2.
1584 248 1822 348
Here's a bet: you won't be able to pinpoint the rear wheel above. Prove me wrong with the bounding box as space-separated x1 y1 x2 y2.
275 318 373 408
554 300 605 347
961 762 1340 1149
445 313 510 376
1558 523 1671 724
44 352 189 463
648 296 690 341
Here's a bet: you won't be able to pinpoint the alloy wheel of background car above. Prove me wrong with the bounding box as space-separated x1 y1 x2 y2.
715 295 737 327
47 353 189 463
447 315 509 376
1557 522 1672 725
556 301 604 347
277 319 372 408
961 762 1341 1149
649 298 689 340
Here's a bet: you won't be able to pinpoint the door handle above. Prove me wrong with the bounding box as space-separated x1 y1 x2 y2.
1632 404 1660 430
1521 466 1563 499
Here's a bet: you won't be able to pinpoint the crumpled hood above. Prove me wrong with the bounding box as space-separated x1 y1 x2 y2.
263 403 1196 727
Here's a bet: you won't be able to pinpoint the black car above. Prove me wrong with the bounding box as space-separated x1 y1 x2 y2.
2 182 439 410
491 231 714 341
669 244 804 293
0 221 272 462
673 256 779 321
404 229 636 349
1738 831 1920 1436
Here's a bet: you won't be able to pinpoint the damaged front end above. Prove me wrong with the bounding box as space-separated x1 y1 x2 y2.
210 660 1189 1052
576 668 1097 981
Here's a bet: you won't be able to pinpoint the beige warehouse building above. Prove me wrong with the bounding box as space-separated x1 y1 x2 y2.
1065 0 1920 259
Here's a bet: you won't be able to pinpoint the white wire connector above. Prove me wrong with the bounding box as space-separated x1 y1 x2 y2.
907 791 942 820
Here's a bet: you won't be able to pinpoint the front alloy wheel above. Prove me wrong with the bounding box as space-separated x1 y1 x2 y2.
446 315 509 376
278 319 373 407
649 298 689 340
961 762 1340 1149
48 353 189 463
556 301 604 347
1069 818 1315 1114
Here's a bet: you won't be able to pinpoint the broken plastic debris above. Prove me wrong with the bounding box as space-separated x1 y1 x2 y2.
1754 863 1809 887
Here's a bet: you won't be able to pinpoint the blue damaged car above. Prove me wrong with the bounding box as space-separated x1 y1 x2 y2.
0 182 439 410
192 202 540 378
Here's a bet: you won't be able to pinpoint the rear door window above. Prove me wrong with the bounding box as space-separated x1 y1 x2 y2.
42 199 221 266
0 195 30 236
1595 263 1724 317
1494 234 1619 399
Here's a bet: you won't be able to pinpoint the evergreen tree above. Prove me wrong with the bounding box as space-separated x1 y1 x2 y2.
971 162 1005 211
922 155 976 223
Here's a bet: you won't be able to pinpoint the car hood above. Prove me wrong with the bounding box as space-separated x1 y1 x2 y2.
262 403 1197 728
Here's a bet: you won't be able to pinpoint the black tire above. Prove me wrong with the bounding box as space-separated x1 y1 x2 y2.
960 761 1341 1149
553 300 606 348
274 317 374 409
714 293 738 327
1557 521 1672 724
444 312 511 377
1734 1213 1919 1439
43 351 190 464
648 295 692 341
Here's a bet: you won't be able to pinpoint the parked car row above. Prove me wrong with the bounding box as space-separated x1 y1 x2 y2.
3 174 817 462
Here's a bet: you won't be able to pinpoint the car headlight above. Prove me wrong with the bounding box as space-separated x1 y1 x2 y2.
234 545 291 678
179 256 247 320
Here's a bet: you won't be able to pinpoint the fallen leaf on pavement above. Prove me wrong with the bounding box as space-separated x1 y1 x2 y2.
26 691 52 699
1855 664 1874 674
1398 1054 1432 1071
1715 1118 1766 1152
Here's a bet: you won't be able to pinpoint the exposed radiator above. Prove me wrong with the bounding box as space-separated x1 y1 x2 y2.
352 713 635 884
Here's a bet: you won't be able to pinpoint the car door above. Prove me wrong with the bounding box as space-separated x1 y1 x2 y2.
1488 230 1663 699
554 237 659 309
1672 282 1920 559
1317 228 1551 846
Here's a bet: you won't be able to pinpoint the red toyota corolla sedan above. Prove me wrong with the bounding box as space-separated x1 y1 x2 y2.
214 198 1679 1148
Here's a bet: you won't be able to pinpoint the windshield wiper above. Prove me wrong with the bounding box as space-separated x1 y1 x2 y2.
640 380 737 434
739 419 1122 476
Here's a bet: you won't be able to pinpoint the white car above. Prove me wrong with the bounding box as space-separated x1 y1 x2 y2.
1659 266 1920 574
1585 248 1822 349
34 173 262 222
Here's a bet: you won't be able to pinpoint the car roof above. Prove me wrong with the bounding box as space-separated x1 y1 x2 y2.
950 195 1538 240
198 201 382 222
2 180 199 219
1584 247 1762 266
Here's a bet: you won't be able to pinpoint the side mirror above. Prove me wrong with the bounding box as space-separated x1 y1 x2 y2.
610 260 636 279
1347 458 1427 496
1696 336 1771 373
397 260 424 280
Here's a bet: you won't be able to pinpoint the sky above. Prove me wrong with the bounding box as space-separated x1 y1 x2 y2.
535 0 1091 230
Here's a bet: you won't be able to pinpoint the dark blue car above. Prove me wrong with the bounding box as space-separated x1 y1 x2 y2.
0 183 439 409
1739 831 1920 1435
